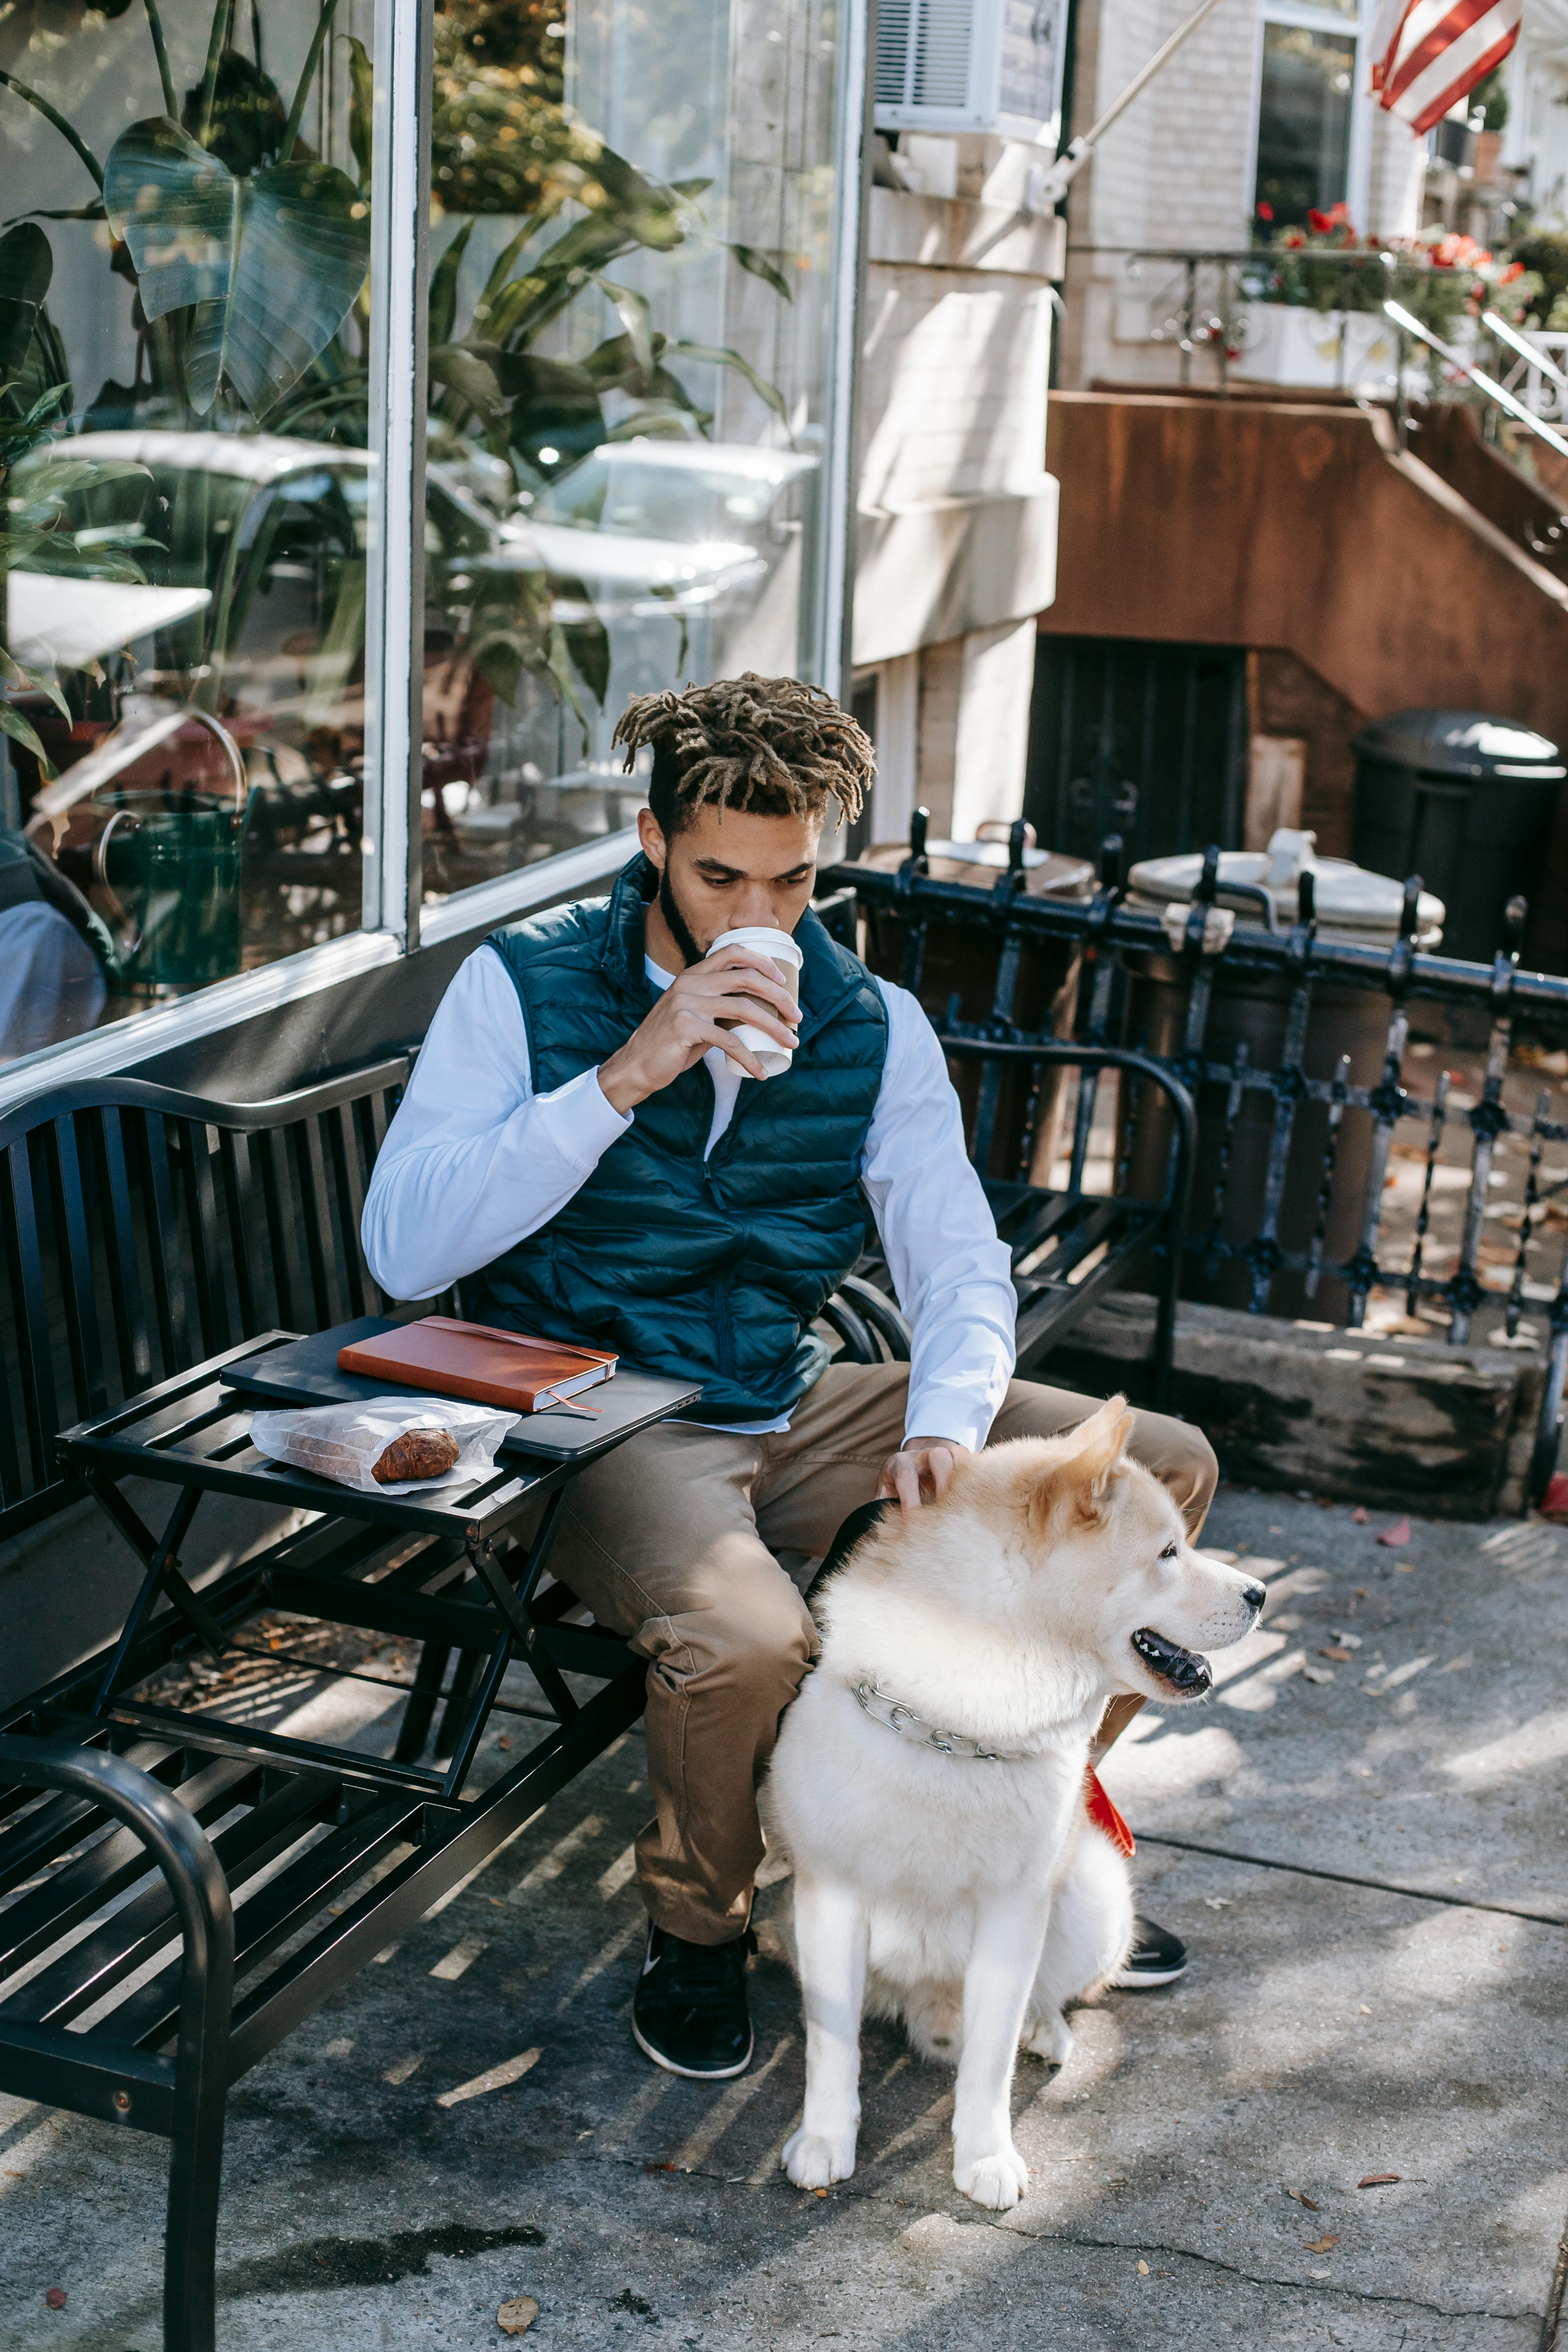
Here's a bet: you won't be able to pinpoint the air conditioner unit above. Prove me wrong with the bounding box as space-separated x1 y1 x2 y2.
874 0 1069 142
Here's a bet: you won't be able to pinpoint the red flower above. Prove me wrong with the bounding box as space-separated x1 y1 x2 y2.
1308 207 1331 232
1257 200 1274 221
1500 260 1524 282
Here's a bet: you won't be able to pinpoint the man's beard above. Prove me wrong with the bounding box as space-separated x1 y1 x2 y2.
658 865 706 969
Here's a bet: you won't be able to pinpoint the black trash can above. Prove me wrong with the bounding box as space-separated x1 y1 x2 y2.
1351 710 1564 964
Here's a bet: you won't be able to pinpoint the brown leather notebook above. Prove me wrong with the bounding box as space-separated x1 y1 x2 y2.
336 1315 619 1413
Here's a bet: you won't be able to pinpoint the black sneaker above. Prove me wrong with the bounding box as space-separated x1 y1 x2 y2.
631 1923 757 2079
1109 1916 1188 1989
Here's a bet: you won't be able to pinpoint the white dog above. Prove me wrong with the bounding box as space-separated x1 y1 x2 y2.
763 1396 1264 2211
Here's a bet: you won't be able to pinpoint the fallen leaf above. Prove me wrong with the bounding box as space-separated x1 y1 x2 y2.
1328 1629 1363 1648
1352 1506 1369 1524
1359 2004 1373 2015
498 2295 540 2337
1321 1647 1354 1662
815 2188 828 2199
1303 2235 1340 2253
1301 1661 1335 1684
1285 2187 1320 2210
45 2287 66 2309
1376 1517 1411 1547
1358 2173 1401 2188
1137 2259 1150 2274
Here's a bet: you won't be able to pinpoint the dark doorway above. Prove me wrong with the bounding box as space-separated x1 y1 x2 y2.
1024 635 1248 866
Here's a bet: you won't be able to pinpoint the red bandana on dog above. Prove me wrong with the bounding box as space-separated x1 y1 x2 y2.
1084 1765 1135 1857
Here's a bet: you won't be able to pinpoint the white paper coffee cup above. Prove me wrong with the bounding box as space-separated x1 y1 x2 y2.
708 924 803 1078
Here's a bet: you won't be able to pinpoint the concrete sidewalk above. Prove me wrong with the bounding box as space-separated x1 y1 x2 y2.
2 1487 1564 2350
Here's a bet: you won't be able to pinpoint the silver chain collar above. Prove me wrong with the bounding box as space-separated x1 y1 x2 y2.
851 1679 1036 1764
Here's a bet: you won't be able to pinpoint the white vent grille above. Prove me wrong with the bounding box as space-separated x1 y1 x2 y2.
875 0 1065 135
911 0 974 108
876 0 916 105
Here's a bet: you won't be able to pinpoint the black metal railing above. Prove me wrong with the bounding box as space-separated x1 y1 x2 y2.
824 817 1568 1501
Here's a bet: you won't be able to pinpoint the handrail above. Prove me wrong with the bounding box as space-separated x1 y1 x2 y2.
0 1737 234 2352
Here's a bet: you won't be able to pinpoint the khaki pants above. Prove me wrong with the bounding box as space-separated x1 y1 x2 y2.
548 1364 1218 1944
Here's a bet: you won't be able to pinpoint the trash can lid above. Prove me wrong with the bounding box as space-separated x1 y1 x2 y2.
1350 709 1564 782
852 839 1096 897
1128 830 1445 944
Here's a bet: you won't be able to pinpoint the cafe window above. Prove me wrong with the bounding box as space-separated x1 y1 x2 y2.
414 0 844 906
0 0 384 1058
1253 19 1360 235
0 0 852 1066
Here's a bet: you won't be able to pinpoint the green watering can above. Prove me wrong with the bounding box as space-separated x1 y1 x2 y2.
92 710 254 991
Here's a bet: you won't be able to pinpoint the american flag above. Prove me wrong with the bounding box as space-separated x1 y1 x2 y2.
1369 0 1521 138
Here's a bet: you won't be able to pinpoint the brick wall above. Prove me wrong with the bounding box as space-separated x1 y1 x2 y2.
860 269 1051 510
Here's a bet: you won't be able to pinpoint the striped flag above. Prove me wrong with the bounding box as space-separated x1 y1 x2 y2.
1369 0 1521 137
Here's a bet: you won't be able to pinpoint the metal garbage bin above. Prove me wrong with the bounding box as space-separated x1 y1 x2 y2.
844 821 1095 1182
1351 710 1563 965
1120 831 1445 1323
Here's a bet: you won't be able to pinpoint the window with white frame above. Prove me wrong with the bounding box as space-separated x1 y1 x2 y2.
1253 0 1371 237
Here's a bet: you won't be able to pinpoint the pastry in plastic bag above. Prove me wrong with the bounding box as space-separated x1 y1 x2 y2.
249 1396 518 1494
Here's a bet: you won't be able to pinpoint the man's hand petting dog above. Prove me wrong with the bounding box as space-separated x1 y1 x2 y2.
878 1436 970 1510
597 946 800 1109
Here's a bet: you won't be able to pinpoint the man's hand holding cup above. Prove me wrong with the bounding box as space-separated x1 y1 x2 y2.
599 930 802 1114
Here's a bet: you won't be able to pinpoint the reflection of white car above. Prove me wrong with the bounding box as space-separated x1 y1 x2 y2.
506 441 817 617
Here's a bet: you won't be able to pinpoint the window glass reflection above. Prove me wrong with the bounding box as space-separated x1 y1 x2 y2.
1253 23 1357 235
0 0 374 1058
417 0 840 900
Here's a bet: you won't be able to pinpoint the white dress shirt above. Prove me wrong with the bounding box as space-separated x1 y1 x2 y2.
361 941 1018 1449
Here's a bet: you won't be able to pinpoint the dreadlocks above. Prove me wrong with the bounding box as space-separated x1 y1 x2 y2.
612 674 873 833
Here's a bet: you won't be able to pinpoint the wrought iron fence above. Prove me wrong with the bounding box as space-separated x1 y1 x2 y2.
824 818 1568 1502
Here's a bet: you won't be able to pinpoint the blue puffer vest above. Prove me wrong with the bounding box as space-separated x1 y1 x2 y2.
471 853 889 1419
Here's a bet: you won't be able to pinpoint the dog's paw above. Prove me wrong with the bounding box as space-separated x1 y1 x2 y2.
953 2143 1029 2210
783 2127 857 2190
1020 2010 1074 2067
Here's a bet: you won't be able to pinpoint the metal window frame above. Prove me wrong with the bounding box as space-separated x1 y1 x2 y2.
362 0 434 951
817 0 875 699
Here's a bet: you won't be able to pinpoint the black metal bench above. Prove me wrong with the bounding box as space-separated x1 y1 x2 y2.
0 1062 694 2352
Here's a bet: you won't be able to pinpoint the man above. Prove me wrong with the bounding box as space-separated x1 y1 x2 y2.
363 674 1216 2080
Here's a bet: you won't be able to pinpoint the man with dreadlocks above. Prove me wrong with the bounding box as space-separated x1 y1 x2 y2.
363 674 1216 2078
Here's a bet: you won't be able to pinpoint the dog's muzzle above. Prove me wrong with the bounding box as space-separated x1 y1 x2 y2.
1131 1627 1212 1696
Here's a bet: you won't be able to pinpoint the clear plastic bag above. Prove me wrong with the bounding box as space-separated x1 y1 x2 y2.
249 1395 519 1494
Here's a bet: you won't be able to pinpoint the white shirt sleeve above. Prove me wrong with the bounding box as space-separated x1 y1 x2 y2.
360 945 631 1300
861 982 1018 1452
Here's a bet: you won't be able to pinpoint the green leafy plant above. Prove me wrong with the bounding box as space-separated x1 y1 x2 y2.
2 0 370 423
1247 206 1543 350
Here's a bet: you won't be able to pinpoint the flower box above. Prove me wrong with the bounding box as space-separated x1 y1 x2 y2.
1235 303 1401 391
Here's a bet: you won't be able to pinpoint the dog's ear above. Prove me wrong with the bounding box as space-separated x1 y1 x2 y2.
1028 1395 1135 1534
